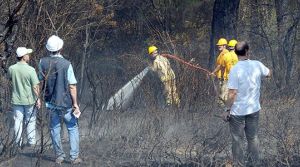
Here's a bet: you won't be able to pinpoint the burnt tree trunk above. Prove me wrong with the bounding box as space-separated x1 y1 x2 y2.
274 0 300 87
0 0 27 72
208 0 240 69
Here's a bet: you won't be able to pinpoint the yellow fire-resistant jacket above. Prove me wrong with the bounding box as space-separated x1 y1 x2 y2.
216 49 229 79
222 50 238 80
152 55 175 82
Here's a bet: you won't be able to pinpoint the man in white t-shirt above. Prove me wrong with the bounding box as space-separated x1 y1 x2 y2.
223 41 271 166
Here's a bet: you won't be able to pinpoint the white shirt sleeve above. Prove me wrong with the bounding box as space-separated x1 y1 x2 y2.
259 62 270 77
227 67 238 90
67 64 77 84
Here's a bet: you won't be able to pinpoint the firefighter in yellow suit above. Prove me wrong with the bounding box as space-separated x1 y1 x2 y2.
212 38 229 106
148 46 180 107
219 39 239 104
223 39 238 78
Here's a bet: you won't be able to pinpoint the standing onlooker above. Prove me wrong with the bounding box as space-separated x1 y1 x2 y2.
8 47 40 147
212 38 229 106
148 45 180 107
39 35 82 164
223 41 271 166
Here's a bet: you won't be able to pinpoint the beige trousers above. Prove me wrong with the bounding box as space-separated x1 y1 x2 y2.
218 80 228 106
163 79 180 107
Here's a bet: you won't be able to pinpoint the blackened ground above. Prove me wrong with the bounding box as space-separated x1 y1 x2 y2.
1 97 300 167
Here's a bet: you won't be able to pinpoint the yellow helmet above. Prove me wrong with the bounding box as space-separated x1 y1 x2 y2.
216 38 227 46
228 39 238 47
148 46 158 54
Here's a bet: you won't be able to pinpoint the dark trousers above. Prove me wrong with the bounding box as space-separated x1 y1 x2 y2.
229 111 260 166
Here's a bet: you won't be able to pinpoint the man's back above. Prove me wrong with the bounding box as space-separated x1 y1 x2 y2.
153 55 175 81
9 62 39 105
228 60 270 115
40 56 72 108
223 50 238 77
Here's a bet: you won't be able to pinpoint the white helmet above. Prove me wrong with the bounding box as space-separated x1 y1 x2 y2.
46 35 64 52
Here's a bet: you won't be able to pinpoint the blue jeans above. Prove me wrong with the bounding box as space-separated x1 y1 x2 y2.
13 105 36 146
48 107 80 160
229 111 260 166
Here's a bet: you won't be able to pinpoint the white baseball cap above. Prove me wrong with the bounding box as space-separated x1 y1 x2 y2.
16 47 33 57
46 35 64 52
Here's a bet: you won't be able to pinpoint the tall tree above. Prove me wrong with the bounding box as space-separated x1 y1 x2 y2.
274 0 300 87
208 0 240 69
0 0 27 71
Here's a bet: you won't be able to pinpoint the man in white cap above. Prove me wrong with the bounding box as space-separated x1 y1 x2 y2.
38 35 82 164
8 47 40 147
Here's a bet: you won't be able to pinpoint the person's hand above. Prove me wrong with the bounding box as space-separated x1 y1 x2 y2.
73 104 81 118
73 104 79 109
222 111 230 122
36 98 41 109
209 72 216 76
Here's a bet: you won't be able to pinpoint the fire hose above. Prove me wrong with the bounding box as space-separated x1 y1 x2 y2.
161 54 224 118
161 53 211 75
161 53 218 98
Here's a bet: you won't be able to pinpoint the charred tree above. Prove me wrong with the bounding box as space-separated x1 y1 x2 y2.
0 0 27 72
274 0 300 87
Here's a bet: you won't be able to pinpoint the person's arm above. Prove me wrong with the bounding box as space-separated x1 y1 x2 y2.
226 89 237 109
69 84 79 108
212 65 221 75
38 60 45 81
67 64 81 117
151 60 158 71
67 65 79 108
69 84 81 118
213 55 226 76
266 69 272 78
33 84 41 109
259 62 271 78
222 66 238 121
222 89 237 121
31 69 41 109
211 54 222 75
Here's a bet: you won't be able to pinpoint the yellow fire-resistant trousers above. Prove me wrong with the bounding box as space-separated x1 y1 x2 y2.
218 80 228 107
163 79 180 107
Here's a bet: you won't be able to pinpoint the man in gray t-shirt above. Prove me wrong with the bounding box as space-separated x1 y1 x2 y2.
223 41 271 166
